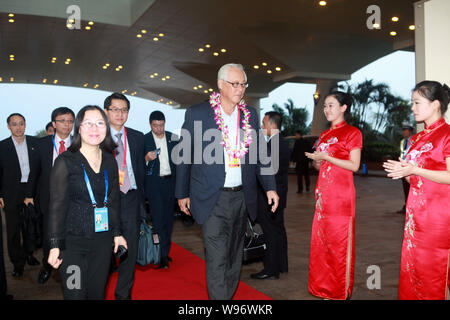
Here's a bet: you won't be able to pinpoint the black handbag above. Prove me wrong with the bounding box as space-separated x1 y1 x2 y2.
243 218 266 264
136 219 161 266
21 203 42 252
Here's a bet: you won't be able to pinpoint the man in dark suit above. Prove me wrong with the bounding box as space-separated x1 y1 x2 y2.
104 93 146 300
33 107 74 284
175 63 279 300
144 111 177 269
291 130 312 193
0 113 39 278
251 111 289 280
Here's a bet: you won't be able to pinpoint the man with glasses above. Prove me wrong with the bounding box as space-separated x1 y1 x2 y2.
0 113 39 278
176 63 279 300
33 107 74 284
104 93 146 300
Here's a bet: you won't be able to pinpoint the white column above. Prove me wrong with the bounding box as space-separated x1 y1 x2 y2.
310 80 338 136
414 0 450 123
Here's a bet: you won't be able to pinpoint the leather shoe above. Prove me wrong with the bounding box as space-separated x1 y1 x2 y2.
250 270 279 280
27 255 40 266
12 267 23 278
38 268 52 284
159 256 170 269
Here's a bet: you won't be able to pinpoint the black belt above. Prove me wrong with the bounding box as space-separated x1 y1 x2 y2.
160 175 172 179
221 185 243 192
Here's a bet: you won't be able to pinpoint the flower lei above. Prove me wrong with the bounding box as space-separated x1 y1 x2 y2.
210 92 253 159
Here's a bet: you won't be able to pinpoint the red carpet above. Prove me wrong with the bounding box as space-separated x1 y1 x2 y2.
105 242 272 300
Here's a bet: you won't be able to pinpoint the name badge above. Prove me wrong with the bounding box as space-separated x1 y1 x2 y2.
94 207 109 232
118 169 125 186
228 156 240 168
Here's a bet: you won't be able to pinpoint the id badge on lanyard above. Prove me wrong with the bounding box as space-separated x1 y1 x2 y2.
82 164 109 233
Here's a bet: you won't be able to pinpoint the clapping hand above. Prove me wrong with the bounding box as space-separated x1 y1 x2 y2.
383 157 416 179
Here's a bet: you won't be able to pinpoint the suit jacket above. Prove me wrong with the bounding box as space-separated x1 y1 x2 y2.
258 133 290 211
0 135 39 206
291 138 312 164
143 130 177 195
175 101 276 224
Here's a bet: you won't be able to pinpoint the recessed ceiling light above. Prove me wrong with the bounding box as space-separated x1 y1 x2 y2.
85 26 91 30
102 66 107 69
150 75 155 78
88 21 94 25
372 23 381 29
42 79 47 83
193 86 198 90
153 37 159 41
115 68 120 71
94 84 99 88
154 73 159 76
10 77 14 82
83 83 89 87
141 29 147 34
203 90 209 94
53 79 58 84
122 89 128 93
275 67 282 71
253 65 259 69
65 61 69 64
213 52 219 56
8 13 14 17
392 17 399 22
198 48 204 52
319 1 327 6
409 25 416 30
209 88 213 92
267 70 272 74
162 78 166 81
8 19 14 23
158 33 164 37
137 34 142 38
262 62 267 66
198 85 203 89
390 31 397 36
220 49 227 53
0 77 3 82
166 76 170 79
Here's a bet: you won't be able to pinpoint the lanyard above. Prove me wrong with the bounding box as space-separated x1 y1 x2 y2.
52 134 72 153
112 127 127 168
81 164 108 208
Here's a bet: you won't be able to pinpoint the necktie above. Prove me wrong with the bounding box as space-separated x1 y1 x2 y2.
115 133 131 194
59 141 65 154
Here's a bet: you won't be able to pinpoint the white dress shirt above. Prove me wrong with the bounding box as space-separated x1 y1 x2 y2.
152 132 171 176
110 126 138 190
12 136 30 183
52 134 72 165
221 105 242 187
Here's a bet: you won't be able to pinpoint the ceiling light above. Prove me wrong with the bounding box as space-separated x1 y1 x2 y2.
0 77 3 82
409 25 416 30
141 29 147 34
392 17 399 22
319 1 327 6
213 52 219 56
198 85 203 88
65 61 69 64
390 31 397 36
85 26 91 30
267 70 272 74
153 37 159 41
42 79 47 83
137 34 142 38
88 21 94 25
166 76 170 79
10 77 14 82
220 49 227 53
131 91 137 96
158 33 164 37
209 88 213 92
193 87 198 90
203 90 208 94
118 65 123 69
253 65 259 69
53 80 58 84
122 89 128 93
94 84 99 88
150 75 155 78
154 73 158 76
275 67 282 71
102 66 107 69
8 19 14 23
261 62 267 66
83 83 88 87
162 78 166 81
205 44 211 48
8 13 14 17
372 23 381 29
198 48 204 52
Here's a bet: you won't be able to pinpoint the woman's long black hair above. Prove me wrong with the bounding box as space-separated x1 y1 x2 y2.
68 105 117 153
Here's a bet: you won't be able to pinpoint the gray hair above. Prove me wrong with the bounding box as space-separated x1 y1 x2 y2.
217 63 247 82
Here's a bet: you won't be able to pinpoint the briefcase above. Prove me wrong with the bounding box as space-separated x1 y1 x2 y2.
136 220 161 266
243 218 266 264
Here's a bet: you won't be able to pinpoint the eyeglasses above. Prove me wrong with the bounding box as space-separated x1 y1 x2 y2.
81 120 107 129
225 81 248 89
107 107 129 114
54 119 74 124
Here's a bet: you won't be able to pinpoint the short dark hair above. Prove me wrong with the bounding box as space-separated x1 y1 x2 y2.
265 111 282 130
68 105 117 153
295 130 302 135
149 111 165 123
104 93 130 110
7 113 25 124
45 122 54 131
51 107 75 122
413 80 450 114
326 91 353 115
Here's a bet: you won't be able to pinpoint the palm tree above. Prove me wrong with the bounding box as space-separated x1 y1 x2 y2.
271 98 309 136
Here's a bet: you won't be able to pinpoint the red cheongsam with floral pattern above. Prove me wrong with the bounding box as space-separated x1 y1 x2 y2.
308 121 363 300
399 117 450 300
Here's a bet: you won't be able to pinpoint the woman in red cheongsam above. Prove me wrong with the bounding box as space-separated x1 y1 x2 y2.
306 91 362 300
384 81 450 300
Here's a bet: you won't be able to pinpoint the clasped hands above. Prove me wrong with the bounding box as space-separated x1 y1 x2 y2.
383 157 416 179
305 151 328 167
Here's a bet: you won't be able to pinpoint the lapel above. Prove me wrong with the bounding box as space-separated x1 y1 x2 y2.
125 127 136 170
7 137 21 170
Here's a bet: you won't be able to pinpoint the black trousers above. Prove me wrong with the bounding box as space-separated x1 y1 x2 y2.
201 190 247 300
148 177 175 258
59 232 113 300
296 162 310 192
401 178 410 210
115 190 140 300
0 213 7 296
3 184 29 269
256 205 288 276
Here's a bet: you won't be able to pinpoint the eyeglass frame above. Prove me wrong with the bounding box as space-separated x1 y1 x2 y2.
80 120 107 129
107 107 129 114
224 80 249 89
54 119 74 124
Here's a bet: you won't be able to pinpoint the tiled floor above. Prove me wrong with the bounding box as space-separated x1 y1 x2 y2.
2 172 407 300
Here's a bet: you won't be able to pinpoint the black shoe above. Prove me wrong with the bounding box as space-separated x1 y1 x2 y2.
250 270 279 280
159 257 170 269
27 255 40 266
37 268 52 284
12 267 24 278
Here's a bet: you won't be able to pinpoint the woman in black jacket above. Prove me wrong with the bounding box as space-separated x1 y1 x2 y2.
47 105 127 300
